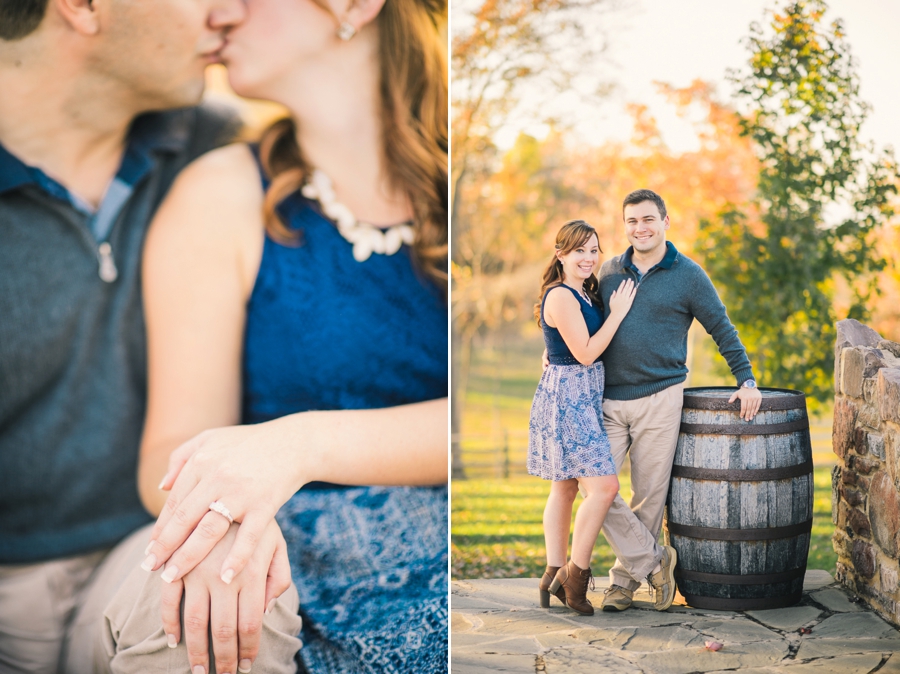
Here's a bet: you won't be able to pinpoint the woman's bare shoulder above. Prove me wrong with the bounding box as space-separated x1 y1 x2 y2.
155 143 264 239
171 142 261 204
543 285 578 326
544 285 578 306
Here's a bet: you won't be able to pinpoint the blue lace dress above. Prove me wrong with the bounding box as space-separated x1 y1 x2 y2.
242 164 448 673
527 285 616 481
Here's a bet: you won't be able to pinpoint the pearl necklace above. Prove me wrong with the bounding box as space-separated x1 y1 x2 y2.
300 169 415 262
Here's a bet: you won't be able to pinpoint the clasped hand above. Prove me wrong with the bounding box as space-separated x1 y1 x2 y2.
145 422 301 585
160 519 294 674
142 422 304 670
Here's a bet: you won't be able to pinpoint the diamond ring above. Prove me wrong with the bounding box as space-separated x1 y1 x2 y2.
208 500 234 524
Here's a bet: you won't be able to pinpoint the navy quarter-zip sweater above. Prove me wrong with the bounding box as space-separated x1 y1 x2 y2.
598 242 754 401
0 104 239 563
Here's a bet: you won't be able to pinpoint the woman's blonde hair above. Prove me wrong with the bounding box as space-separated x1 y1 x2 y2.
258 0 448 294
533 220 602 326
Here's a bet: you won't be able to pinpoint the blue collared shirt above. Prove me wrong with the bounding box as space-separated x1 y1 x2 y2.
623 240 679 282
0 113 187 242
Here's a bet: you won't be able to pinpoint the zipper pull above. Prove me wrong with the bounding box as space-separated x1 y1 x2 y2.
98 242 118 283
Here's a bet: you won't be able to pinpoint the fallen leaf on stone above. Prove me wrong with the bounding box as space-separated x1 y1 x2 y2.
705 640 723 651
799 627 811 634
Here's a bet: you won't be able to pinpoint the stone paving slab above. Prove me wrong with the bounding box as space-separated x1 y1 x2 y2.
807 588 865 613
452 572 900 673
745 606 823 631
706 652 887 673
795 637 900 659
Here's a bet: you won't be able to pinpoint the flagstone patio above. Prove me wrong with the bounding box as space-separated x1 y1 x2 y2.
451 572 900 673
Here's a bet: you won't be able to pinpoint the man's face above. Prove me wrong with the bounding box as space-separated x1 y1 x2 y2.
89 0 246 110
623 200 669 256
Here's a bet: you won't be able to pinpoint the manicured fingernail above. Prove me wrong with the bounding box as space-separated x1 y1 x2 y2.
192 666 205 674
238 660 252 673
167 633 177 648
144 540 154 556
221 568 234 584
161 564 179 583
140 554 157 572
158 473 169 490
265 598 277 615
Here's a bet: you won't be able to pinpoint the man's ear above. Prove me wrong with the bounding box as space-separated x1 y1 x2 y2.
343 0 388 33
53 0 100 35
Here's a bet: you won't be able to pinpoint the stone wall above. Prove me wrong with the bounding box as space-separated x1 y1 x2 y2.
832 319 900 626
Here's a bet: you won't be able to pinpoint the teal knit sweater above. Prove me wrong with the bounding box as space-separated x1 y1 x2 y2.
598 242 754 401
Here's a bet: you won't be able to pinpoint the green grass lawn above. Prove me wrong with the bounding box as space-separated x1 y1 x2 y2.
451 466 837 579
453 331 839 580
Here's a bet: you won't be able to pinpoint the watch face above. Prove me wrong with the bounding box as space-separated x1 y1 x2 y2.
743 380 757 389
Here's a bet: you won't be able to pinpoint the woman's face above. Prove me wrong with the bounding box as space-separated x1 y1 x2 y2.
557 234 599 285
219 0 342 99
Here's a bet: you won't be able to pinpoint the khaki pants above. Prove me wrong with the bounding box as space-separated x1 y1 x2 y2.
600 382 684 592
0 524 302 674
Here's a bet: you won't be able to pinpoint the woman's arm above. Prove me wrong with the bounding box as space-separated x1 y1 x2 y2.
147 389 448 588
139 143 264 516
543 280 636 366
139 143 278 670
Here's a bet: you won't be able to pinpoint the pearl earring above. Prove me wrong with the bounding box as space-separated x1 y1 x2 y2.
337 21 357 41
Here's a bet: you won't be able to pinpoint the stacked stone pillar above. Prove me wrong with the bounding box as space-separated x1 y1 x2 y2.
832 319 900 626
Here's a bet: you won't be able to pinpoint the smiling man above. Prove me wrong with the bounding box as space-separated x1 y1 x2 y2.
0 1 303 672
595 188 762 613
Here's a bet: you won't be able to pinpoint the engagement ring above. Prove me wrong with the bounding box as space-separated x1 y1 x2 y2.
208 500 234 524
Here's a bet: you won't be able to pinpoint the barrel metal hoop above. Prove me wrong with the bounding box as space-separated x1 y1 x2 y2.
667 519 812 541
680 417 809 436
682 387 807 411
680 590 804 611
671 460 813 482
675 565 807 586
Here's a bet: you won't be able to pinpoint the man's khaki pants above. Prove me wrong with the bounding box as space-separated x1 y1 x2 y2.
0 524 302 674
600 382 684 592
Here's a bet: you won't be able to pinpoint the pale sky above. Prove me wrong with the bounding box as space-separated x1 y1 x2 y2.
483 0 900 155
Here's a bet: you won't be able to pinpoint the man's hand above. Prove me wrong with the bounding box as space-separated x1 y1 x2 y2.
728 386 762 421
159 519 294 674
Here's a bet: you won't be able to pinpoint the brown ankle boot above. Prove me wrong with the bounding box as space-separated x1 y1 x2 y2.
539 565 567 608
549 560 595 615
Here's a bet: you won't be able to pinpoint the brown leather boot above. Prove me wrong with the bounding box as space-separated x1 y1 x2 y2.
549 560 595 615
539 565 567 608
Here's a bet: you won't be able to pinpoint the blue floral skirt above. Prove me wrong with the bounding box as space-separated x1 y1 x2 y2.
527 361 616 481
276 485 448 674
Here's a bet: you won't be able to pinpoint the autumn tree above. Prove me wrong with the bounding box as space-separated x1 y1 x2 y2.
699 0 898 407
451 0 615 476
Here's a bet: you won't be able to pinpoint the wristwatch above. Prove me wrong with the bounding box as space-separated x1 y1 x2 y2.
741 379 758 389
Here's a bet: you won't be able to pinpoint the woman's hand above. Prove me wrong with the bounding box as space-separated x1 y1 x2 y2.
607 279 637 319
144 421 304 585
160 519 295 674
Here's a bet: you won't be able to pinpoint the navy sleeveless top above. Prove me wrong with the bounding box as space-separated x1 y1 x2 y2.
541 285 604 365
241 162 447 426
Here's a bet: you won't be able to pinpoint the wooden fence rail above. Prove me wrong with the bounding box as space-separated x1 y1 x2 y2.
454 425 834 480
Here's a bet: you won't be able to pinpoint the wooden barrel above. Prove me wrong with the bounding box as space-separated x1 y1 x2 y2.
664 387 813 610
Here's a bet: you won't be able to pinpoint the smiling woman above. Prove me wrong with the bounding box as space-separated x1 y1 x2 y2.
527 220 635 615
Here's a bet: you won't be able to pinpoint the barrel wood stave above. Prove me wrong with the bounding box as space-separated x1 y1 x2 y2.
666 387 813 610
